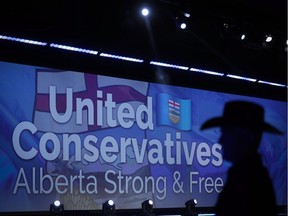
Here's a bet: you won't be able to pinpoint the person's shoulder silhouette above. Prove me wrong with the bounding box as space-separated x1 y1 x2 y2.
200 100 282 216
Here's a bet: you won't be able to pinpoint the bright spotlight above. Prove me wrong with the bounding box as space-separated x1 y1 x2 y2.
102 199 116 215
184 12 191 18
50 200 64 216
141 199 154 215
265 35 273 42
241 34 246 40
180 23 187 29
141 8 149 16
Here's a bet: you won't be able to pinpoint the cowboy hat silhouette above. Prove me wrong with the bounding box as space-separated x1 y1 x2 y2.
200 100 283 134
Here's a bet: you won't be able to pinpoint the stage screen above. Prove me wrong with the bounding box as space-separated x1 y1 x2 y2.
0 60 286 212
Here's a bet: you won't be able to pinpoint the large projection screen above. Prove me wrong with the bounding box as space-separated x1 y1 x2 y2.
0 60 286 212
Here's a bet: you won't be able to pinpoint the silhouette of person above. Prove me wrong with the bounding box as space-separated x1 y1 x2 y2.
200 100 282 216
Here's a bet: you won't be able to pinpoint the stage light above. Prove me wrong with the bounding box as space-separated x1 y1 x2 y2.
102 199 115 215
50 200 64 216
180 22 187 29
184 12 190 18
150 61 189 70
0 35 47 46
223 22 229 30
226 74 257 82
189 67 224 76
99 52 144 63
184 199 197 216
50 43 98 55
258 80 286 87
265 34 273 42
175 14 188 30
141 8 149 16
240 34 246 40
141 199 155 216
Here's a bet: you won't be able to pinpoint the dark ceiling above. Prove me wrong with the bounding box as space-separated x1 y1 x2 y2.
0 0 287 85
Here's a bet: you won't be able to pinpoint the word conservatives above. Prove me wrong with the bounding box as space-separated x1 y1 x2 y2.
13 123 221 166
